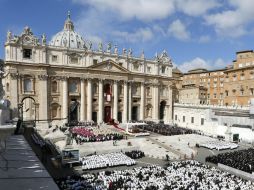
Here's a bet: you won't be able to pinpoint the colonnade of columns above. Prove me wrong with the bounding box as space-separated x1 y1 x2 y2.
61 78 172 124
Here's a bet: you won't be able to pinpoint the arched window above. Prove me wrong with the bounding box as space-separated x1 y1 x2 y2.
52 81 58 93
24 78 32 92
69 81 78 93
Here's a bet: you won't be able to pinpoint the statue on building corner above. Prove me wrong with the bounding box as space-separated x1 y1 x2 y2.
41 33 46 45
7 31 12 42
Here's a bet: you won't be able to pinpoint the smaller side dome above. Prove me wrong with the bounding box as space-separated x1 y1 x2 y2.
49 11 86 49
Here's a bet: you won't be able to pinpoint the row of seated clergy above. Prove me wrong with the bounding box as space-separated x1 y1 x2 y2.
55 160 254 190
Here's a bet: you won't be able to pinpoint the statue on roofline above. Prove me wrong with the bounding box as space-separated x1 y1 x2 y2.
7 31 12 42
41 33 46 45
114 44 118 54
107 42 112 53
98 42 103 52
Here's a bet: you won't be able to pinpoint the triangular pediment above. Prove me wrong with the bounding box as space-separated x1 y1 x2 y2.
87 59 129 73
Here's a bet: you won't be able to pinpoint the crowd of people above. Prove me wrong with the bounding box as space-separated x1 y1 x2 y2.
80 152 136 170
70 126 124 144
200 141 238 150
133 122 195 136
55 160 254 190
125 150 145 159
206 148 254 174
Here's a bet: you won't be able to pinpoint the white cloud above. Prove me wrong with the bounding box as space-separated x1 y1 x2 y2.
176 0 219 16
198 35 211 43
73 0 175 22
113 28 154 43
205 0 254 37
168 20 190 41
178 57 228 73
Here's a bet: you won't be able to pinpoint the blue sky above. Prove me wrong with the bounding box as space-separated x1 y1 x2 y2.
1 0 254 72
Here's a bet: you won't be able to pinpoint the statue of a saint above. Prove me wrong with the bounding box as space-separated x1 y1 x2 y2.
98 42 103 52
41 33 46 45
141 50 145 59
114 45 118 54
107 42 112 53
7 31 12 42
88 41 92 50
123 48 126 55
128 48 132 57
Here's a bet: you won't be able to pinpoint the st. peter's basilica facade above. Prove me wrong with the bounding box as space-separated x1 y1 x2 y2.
3 13 175 126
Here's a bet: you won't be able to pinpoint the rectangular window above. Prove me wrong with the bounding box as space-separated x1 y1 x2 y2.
175 115 177 121
93 59 98 65
214 93 217 98
23 49 32 59
191 117 194 124
201 118 204 125
183 116 185 122
147 66 151 73
71 57 78 64
52 55 58 62
161 66 166 74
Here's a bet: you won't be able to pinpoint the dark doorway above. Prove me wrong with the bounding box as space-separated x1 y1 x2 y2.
104 106 111 123
69 100 78 122
92 112 97 123
233 134 239 142
118 111 122 123
159 101 167 120
132 106 138 121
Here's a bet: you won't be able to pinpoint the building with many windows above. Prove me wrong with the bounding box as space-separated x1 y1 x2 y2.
179 50 254 106
3 13 175 126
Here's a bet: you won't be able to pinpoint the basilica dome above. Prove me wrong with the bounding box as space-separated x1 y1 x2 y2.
49 12 86 49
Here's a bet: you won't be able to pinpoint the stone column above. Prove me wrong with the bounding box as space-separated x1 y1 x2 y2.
123 81 128 123
62 77 68 124
113 80 118 120
87 79 92 121
167 85 173 123
140 82 145 120
38 75 48 125
128 81 132 121
9 73 19 118
98 79 104 123
80 78 85 121
152 83 159 121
